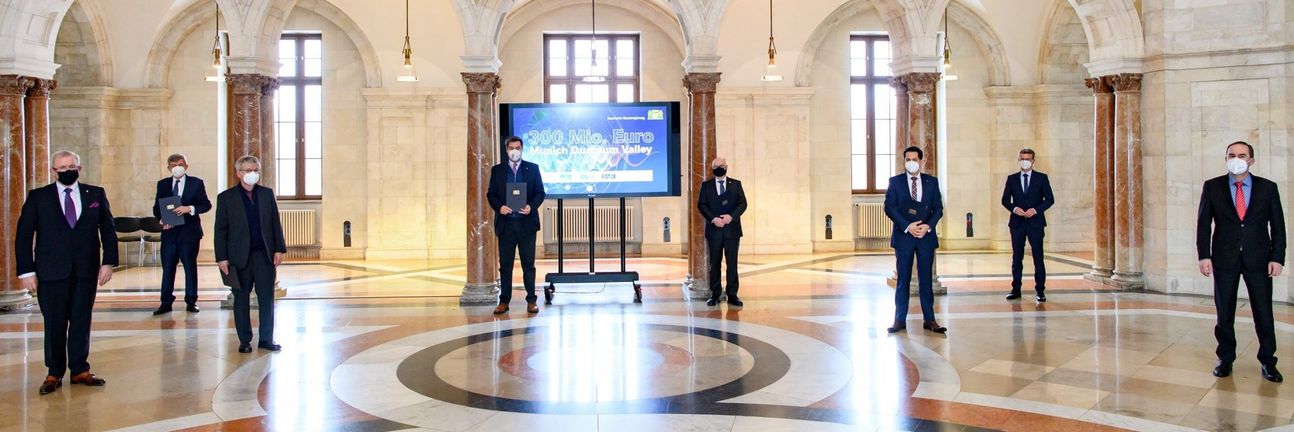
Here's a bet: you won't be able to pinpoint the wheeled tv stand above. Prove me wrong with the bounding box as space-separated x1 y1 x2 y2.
543 196 642 304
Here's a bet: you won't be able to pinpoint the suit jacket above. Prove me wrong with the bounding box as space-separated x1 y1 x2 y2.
884 173 944 249
15 183 118 281
1197 174 1286 272
152 176 212 242
696 177 748 238
214 185 287 269
486 160 546 233
1000 171 1055 229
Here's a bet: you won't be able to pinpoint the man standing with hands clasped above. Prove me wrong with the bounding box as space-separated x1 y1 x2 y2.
696 157 747 307
1001 148 1054 303
885 146 946 334
1197 141 1285 383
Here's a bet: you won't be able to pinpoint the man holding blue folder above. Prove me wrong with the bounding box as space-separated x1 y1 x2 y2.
885 146 946 334
487 136 546 314
152 154 211 315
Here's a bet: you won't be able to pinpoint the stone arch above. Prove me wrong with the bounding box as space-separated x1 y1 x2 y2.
144 0 382 88
0 0 73 78
1037 0 1089 84
498 0 686 58
795 0 1010 87
1063 0 1144 75
54 0 112 86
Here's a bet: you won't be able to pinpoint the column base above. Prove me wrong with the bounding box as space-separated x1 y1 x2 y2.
0 290 35 312
1084 267 1114 285
886 271 947 296
460 282 500 305
1109 272 1145 290
682 274 711 300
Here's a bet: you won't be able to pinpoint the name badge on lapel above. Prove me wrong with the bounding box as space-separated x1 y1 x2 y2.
907 208 917 215
721 199 729 206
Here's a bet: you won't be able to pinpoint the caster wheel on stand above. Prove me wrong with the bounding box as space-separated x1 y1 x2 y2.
633 283 642 303
544 284 556 305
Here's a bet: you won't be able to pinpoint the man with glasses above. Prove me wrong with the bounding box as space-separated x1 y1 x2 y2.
215 155 287 354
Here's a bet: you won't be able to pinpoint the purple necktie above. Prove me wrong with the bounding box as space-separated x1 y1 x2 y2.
63 188 76 227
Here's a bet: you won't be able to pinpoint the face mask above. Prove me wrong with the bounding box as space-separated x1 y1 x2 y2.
712 167 727 178
242 172 260 186
508 149 521 162
1227 158 1249 175
56 169 79 185
171 166 186 178
904 161 920 174
1019 160 1033 171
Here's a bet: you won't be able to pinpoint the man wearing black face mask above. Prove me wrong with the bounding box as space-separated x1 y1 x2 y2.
696 157 747 307
15 150 118 395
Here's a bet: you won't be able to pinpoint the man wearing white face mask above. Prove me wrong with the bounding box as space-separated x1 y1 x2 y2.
487 136 546 314
884 146 946 334
1001 148 1054 302
215 155 287 354
1197 141 1286 383
152 154 211 315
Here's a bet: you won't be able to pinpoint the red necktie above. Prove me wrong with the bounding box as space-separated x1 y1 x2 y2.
1235 181 1247 221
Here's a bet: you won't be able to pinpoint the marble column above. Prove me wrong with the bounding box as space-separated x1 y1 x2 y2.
259 79 279 191
1084 76 1116 282
683 73 721 301
23 78 54 189
890 77 910 172
0 76 32 311
460 72 502 305
225 74 275 187
1110 73 1144 289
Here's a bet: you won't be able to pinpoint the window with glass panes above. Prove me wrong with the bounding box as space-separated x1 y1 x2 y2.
543 34 640 103
275 33 323 199
849 35 896 194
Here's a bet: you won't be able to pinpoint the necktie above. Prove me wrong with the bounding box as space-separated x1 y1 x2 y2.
910 177 919 201
1023 173 1030 192
63 188 76 228
718 180 725 195
173 180 180 196
511 163 518 176
1236 181 1247 221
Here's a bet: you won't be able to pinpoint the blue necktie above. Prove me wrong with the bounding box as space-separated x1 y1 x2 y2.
173 180 180 196
718 180 725 195
1023 173 1030 193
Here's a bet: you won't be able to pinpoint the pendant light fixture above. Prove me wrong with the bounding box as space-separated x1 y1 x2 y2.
396 0 419 82
205 2 224 82
941 8 958 81
582 0 606 83
760 0 782 82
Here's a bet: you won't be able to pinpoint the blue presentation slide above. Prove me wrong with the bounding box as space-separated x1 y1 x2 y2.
505 103 679 198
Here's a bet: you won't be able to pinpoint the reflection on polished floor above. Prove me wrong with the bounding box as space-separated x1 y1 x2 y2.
3 252 1292 431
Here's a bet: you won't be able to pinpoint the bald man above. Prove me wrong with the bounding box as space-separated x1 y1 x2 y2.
696 157 748 307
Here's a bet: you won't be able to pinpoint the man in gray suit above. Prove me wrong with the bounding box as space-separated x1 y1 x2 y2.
215 155 287 354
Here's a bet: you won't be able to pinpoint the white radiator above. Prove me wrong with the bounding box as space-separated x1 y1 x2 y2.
543 206 638 243
854 203 890 238
279 209 318 247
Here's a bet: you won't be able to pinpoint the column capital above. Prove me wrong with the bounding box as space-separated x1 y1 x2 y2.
888 77 908 92
897 72 942 94
25 78 56 97
0 75 33 96
227 74 277 95
1108 73 1142 93
461 72 501 94
683 73 722 94
260 77 281 96
1084 76 1114 94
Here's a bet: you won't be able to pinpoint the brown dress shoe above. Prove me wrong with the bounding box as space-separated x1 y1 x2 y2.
922 321 947 334
527 303 539 314
493 304 509 314
38 376 61 395
70 372 106 386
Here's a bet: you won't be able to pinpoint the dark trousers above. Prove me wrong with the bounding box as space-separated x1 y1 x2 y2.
707 233 740 299
1214 259 1278 366
37 267 97 378
894 241 936 323
497 218 537 305
233 249 276 345
1010 225 1047 294
159 238 200 306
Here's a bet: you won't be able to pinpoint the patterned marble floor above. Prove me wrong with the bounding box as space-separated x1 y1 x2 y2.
2 252 1291 431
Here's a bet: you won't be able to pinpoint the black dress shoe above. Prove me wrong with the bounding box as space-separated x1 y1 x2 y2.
1213 361 1232 377
727 297 744 307
887 322 906 333
706 297 719 307
152 306 172 316
1036 293 1047 303
186 304 200 313
922 321 948 333
38 376 61 395
1005 292 1021 300
1262 364 1284 383
258 342 282 352
238 343 252 353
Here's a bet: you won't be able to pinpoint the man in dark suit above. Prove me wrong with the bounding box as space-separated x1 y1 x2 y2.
1197 141 1285 383
152 154 211 315
16 150 117 395
487 136 546 314
1001 148 1055 302
215 155 287 354
696 157 747 307
885 146 946 334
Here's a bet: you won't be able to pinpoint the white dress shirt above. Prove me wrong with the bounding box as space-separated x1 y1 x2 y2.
907 175 923 202
1020 170 1032 192
171 176 195 215
716 177 728 195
